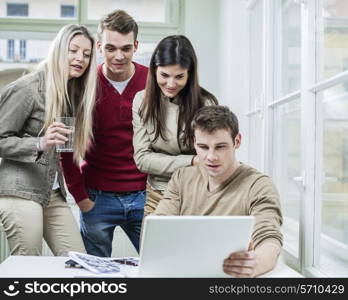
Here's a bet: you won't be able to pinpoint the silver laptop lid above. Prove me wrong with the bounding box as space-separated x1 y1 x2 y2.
138 216 254 278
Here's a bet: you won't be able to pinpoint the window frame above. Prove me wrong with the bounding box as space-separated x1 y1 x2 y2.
245 0 267 172
0 0 184 43
246 0 348 277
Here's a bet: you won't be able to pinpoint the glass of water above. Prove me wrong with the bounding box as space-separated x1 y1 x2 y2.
55 117 75 152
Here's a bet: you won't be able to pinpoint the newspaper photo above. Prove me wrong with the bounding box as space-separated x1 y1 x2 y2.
69 251 120 274
68 251 139 275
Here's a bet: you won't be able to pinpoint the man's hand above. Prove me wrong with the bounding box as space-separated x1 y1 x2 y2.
223 241 281 278
223 243 257 277
78 198 95 213
223 242 257 277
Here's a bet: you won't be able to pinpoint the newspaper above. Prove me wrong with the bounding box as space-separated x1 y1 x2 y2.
68 251 139 275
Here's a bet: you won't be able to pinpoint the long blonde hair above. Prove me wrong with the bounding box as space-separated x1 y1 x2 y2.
38 24 97 164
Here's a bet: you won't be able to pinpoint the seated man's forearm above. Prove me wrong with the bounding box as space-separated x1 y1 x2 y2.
254 241 281 277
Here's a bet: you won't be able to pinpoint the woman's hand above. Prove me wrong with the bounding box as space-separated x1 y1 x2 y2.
192 155 200 166
39 122 72 152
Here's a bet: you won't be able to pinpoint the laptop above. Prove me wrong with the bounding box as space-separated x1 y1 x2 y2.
137 215 254 277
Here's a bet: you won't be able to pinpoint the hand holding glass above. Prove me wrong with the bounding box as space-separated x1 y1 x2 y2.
55 117 75 152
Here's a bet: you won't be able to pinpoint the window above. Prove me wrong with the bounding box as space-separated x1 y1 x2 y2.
87 0 166 22
1 0 78 19
247 0 264 171
316 82 348 277
0 38 58 64
319 0 348 79
4 40 27 62
0 0 181 71
274 0 301 98
6 3 28 17
273 98 301 258
0 0 181 48
247 0 348 276
272 0 302 261
7 39 14 60
312 0 348 277
19 40 26 60
61 5 76 18
0 0 183 264
132 43 157 67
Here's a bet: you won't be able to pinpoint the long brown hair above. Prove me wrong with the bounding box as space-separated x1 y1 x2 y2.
139 35 217 151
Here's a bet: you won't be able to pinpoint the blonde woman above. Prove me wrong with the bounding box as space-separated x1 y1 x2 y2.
0 24 96 256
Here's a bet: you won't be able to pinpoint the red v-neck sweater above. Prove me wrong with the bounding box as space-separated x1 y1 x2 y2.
61 62 148 203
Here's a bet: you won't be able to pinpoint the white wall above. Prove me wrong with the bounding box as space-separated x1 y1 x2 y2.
183 0 220 99
184 0 249 162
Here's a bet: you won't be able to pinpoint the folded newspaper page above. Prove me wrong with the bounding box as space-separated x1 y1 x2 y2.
68 251 139 276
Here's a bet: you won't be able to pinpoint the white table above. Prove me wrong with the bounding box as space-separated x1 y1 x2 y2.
0 256 137 278
0 256 302 278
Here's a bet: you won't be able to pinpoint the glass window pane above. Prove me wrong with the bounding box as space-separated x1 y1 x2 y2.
19 40 26 60
249 0 263 109
0 38 51 85
318 0 348 80
0 0 78 19
318 82 348 276
87 0 166 22
61 5 76 18
6 3 28 16
274 0 301 97
7 39 14 60
248 114 263 171
0 39 51 63
0 38 155 86
247 1 263 171
273 98 301 257
133 43 156 67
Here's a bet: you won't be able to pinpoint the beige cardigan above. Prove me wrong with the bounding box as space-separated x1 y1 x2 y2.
155 163 283 249
132 90 196 191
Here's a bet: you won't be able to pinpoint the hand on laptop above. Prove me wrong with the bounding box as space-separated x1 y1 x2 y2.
223 242 257 278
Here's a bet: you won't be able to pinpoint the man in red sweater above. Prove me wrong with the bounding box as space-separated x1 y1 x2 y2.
61 10 148 257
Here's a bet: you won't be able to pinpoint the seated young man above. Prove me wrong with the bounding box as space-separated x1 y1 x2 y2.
154 105 283 277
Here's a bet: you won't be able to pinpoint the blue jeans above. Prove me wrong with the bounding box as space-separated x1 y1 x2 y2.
80 188 145 257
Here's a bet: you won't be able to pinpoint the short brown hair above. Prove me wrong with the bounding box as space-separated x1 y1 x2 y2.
97 9 138 41
191 106 239 142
